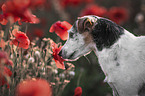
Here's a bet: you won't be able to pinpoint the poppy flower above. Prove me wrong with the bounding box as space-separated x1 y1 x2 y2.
30 0 46 8
12 0 31 9
0 39 5 48
60 0 82 8
0 0 40 25
0 51 13 66
33 28 44 38
10 29 30 49
16 78 52 96
49 21 72 41
68 0 82 6
74 87 82 96
21 9 40 24
0 66 12 88
80 4 107 17
0 51 13 88
107 7 129 24
0 14 8 25
84 0 94 3
51 42 66 70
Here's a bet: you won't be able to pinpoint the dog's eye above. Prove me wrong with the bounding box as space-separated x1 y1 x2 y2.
69 33 74 38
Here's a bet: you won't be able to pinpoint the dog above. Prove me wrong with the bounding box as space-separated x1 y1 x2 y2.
58 15 145 96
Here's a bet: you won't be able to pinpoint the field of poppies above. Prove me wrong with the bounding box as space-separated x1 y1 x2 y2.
0 0 145 96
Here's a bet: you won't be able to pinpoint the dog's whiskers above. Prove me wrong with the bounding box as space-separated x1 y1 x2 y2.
84 55 91 65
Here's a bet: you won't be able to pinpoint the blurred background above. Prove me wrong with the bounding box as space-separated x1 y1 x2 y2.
1 0 145 96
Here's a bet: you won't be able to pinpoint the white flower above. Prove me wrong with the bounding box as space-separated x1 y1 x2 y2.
69 71 75 76
135 13 144 23
52 69 58 74
28 57 35 63
34 51 40 57
59 73 65 78
10 54 13 59
39 62 42 65
25 54 30 59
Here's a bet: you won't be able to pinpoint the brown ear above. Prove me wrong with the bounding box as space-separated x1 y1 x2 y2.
77 18 93 33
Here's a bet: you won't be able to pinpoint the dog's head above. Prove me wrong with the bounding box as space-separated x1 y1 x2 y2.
59 15 124 60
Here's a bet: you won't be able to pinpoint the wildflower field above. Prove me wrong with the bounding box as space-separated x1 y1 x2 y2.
0 0 144 96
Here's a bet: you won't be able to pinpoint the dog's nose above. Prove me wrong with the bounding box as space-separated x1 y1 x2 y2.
58 50 62 56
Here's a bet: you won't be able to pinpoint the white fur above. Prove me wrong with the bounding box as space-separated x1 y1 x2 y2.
62 28 95 60
95 30 145 96
61 23 145 95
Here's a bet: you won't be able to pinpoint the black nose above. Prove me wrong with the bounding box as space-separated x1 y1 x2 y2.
58 50 62 56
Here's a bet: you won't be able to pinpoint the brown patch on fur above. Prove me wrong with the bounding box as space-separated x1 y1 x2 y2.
77 18 93 34
82 32 93 44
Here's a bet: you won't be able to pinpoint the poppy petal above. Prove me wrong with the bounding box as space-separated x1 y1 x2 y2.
49 21 72 40
54 59 65 69
51 42 66 70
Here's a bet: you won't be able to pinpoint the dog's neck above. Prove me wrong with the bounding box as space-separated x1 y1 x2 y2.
93 29 137 75
91 18 124 51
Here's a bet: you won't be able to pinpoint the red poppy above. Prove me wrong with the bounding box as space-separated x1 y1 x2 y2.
0 51 13 88
68 0 82 6
84 0 94 3
0 39 5 49
0 0 40 25
10 29 30 49
30 0 46 8
107 7 129 24
80 4 107 17
49 21 72 40
51 42 66 70
16 78 52 96
33 28 44 38
0 51 13 66
12 0 31 9
0 14 8 25
21 9 40 24
0 67 12 88
74 87 82 96
60 0 82 8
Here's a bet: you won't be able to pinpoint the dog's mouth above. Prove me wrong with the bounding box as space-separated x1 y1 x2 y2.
62 51 80 61
67 51 76 59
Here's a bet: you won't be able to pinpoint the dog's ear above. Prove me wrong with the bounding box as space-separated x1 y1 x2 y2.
77 17 94 33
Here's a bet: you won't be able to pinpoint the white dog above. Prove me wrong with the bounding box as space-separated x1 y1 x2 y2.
59 15 145 96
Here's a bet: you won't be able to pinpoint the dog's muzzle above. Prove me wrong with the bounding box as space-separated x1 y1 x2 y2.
58 49 76 60
58 49 68 59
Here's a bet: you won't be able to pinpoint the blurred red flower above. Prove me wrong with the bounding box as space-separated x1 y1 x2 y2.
49 21 72 41
80 4 107 17
60 0 82 8
0 39 5 49
0 51 13 66
84 0 94 3
0 66 12 88
16 78 52 96
30 0 46 8
51 42 66 70
0 51 13 88
33 28 44 38
107 7 129 24
10 29 30 49
0 0 40 25
12 0 30 9
0 14 8 25
74 87 82 96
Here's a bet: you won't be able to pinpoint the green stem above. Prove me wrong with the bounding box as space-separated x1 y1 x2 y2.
77 70 83 87
20 48 23 67
4 22 10 41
